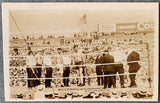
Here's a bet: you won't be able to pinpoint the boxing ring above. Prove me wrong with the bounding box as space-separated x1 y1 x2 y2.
8 42 154 100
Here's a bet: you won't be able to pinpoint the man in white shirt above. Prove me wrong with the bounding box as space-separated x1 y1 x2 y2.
74 47 84 86
26 49 37 88
56 48 64 87
34 49 43 86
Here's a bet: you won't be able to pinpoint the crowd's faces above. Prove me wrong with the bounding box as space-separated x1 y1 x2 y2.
63 51 68 55
57 50 61 54
43 51 47 55
37 51 43 56
14 51 18 55
74 47 78 53
10 35 144 57
39 51 42 55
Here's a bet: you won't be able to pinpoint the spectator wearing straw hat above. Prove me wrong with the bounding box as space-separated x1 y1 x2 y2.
127 50 141 87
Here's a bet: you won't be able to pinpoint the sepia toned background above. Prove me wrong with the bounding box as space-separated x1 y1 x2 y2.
1 1 160 103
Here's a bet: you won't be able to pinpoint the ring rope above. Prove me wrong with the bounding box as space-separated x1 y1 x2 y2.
9 51 147 57
10 60 140 68
10 72 140 80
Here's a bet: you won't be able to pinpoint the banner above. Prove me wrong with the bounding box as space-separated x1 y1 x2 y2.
98 24 116 32
116 23 137 31
137 22 154 31
116 22 155 31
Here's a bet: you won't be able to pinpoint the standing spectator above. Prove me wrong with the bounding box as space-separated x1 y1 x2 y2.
84 56 95 86
26 49 37 88
95 54 104 86
74 46 84 86
82 51 88 86
43 50 52 88
62 51 71 86
101 50 115 89
35 50 43 86
127 50 141 87
56 48 64 87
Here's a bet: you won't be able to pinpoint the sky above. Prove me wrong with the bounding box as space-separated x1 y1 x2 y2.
9 9 155 35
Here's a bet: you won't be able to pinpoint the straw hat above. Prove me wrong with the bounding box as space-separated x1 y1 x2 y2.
36 84 45 92
59 92 67 99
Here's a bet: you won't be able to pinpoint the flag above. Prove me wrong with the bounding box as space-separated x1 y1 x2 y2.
82 13 86 24
79 13 86 25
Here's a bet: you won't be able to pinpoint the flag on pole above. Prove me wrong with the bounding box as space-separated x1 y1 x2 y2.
82 13 86 24
79 13 86 25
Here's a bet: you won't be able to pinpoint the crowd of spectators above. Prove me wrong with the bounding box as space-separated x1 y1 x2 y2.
9 32 154 87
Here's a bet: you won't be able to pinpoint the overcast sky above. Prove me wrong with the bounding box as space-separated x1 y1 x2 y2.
9 9 155 34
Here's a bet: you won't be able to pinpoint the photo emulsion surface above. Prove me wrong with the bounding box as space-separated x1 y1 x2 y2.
2 3 159 101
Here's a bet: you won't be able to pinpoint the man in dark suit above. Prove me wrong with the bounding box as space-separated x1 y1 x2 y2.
43 50 52 88
101 50 115 88
95 54 103 86
127 50 141 87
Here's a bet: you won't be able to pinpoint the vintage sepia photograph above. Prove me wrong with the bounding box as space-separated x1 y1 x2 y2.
2 3 159 101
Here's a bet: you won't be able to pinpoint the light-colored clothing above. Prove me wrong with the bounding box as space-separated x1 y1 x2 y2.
110 50 123 63
43 56 52 65
56 55 64 74
26 56 36 66
35 53 43 65
78 67 83 84
74 55 83 63
85 64 92 75
51 57 57 65
62 56 71 65
56 55 63 64
56 64 63 74
34 91 45 99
